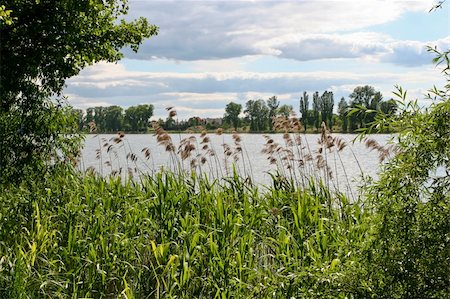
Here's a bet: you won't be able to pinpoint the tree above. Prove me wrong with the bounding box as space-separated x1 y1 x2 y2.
312 92 321 130
124 104 154 132
104 105 124 132
337 97 349 132
267 96 279 130
85 108 95 129
299 92 309 131
379 99 398 116
349 85 382 128
73 109 84 131
94 106 106 132
319 91 334 129
278 104 293 118
1 1 157 110
244 99 269 132
224 102 242 131
0 1 158 182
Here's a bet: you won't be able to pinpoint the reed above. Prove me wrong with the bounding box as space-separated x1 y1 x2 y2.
0 164 367 298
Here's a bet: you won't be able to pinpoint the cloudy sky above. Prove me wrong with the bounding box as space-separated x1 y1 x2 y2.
65 0 450 119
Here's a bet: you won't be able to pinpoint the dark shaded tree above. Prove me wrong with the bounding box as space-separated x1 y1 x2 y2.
224 102 242 131
244 99 269 132
278 104 293 118
338 97 349 132
320 91 334 129
349 85 383 127
267 96 279 130
124 104 154 132
312 92 321 130
104 105 124 132
299 92 309 131
380 99 398 116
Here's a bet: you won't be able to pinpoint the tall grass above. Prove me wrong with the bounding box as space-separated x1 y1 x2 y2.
0 162 369 298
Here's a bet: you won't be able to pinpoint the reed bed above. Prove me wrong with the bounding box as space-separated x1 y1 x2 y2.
0 164 368 298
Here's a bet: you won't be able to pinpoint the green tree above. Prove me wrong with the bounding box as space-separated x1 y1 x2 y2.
319 91 334 129
224 102 242 131
124 104 154 132
312 92 321 130
267 96 279 130
244 99 269 132
379 98 398 116
0 0 158 182
94 106 107 132
352 86 450 298
104 105 124 132
299 91 309 131
73 109 84 131
349 85 383 128
337 97 348 132
85 107 95 130
1 1 157 109
278 104 293 118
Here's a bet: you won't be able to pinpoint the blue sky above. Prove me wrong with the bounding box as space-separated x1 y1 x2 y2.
65 0 450 119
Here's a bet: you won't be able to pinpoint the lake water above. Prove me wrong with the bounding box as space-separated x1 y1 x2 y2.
79 133 393 197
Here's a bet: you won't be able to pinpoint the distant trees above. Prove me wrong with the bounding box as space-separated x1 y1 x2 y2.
299 92 309 131
278 104 294 118
320 91 334 129
312 92 321 130
347 85 397 132
124 104 153 132
338 97 349 132
104 106 124 132
298 91 334 131
245 99 269 131
224 102 242 131
74 87 397 134
267 96 280 130
78 104 153 132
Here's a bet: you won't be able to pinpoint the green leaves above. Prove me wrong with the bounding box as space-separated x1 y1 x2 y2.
0 0 157 183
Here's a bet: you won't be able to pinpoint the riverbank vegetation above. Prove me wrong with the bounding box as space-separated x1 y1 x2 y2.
73 86 398 134
1 1 449 298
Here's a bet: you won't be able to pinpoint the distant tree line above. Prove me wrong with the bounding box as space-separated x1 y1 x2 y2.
73 85 397 133
222 85 397 133
74 104 154 133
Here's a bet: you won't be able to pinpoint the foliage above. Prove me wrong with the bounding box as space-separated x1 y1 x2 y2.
0 0 158 109
0 0 157 182
299 91 309 131
0 5 15 26
267 96 280 130
124 104 154 132
319 91 334 129
312 92 321 130
0 166 367 298
277 104 294 118
244 99 269 131
0 98 83 185
223 102 242 131
337 97 348 132
348 47 450 297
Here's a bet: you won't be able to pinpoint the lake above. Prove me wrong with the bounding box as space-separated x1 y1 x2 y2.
79 133 393 197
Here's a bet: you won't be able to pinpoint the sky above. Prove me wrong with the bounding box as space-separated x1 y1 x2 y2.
65 0 450 119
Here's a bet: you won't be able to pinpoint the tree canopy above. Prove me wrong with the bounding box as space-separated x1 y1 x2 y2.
224 102 242 131
0 0 158 109
0 0 158 183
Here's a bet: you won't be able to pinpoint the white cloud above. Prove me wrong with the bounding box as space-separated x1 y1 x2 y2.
124 0 438 66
